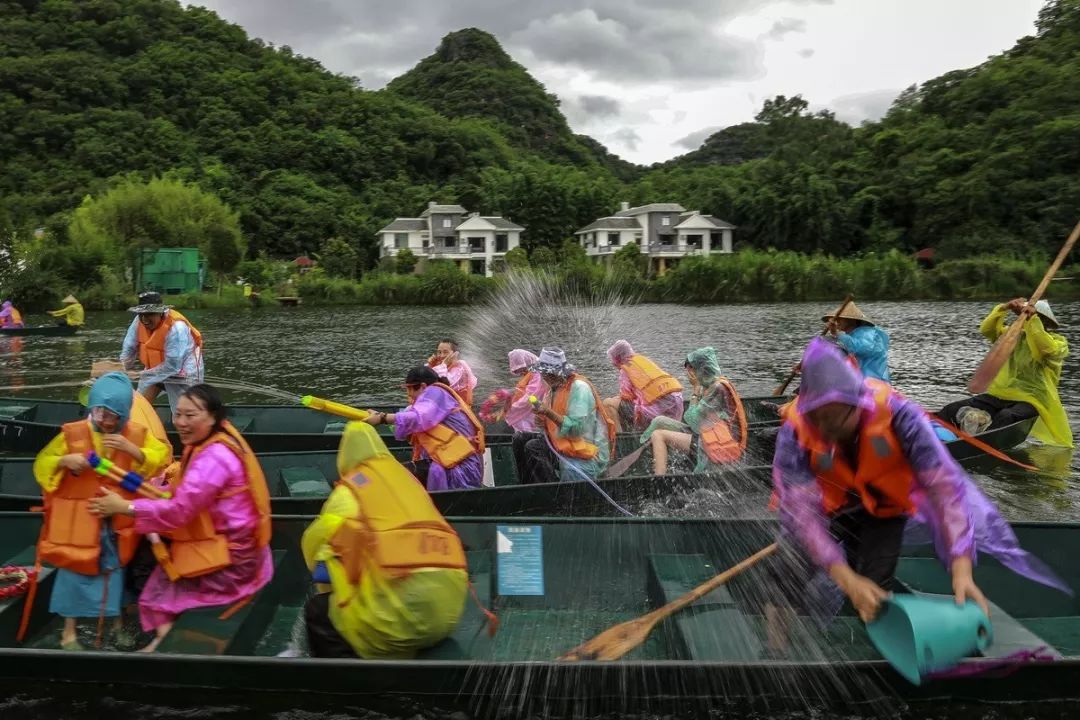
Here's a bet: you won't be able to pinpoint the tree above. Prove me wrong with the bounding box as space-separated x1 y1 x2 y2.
504 246 529 269
530 246 557 268
317 237 359 279
206 222 242 293
396 247 418 274
612 242 644 277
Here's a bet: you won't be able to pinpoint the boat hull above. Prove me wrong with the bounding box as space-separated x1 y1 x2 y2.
0 325 78 337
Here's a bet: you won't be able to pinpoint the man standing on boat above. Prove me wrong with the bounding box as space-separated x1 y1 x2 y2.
767 338 1067 649
602 340 684 433
521 347 615 484
938 298 1072 448
119 291 204 412
822 300 891 383
48 295 84 327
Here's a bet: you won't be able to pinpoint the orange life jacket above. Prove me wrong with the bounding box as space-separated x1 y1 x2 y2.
543 374 616 461
159 421 272 579
331 455 467 587
38 420 146 575
699 378 748 464
7 307 22 327
410 384 486 469
785 379 915 518
622 354 683 405
137 309 203 371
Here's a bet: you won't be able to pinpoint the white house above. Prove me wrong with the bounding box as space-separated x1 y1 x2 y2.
575 202 735 276
377 202 525 277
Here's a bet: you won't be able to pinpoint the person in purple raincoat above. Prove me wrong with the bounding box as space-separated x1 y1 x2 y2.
766 338 1069 650
362 366 484 491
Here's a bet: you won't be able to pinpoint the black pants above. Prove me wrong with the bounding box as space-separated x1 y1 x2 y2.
404 459 431 488
939 394 1038 430
772 507 907 611
520 436 560 485
511 432 540 484
304 592 359 659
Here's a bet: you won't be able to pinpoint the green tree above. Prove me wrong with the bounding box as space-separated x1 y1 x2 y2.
530 246 557 268
612 242 644 277
396 247 418 274
504 246 529 268
206 222 242 293
317 237 359 279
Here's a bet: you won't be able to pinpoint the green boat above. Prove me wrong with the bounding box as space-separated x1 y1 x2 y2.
0 394 788 454
0 512 1074 716
0 324 79 337
0 418 1037 517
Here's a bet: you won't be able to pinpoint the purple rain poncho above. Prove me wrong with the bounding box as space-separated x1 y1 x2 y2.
773 338 1069 595
393 384 484 492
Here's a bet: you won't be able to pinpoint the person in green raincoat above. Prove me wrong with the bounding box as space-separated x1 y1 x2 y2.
641 347 747 474
940 298 1072 448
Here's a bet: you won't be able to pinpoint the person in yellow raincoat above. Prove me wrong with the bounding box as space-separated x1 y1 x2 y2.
33 372 171 649
940 298 1072 448
48 295 85 327
301 422 468 658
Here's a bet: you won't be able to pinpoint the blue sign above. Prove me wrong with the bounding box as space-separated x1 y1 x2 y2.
496 525 544 596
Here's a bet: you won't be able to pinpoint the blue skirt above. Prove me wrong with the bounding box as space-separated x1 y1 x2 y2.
48 524 124 619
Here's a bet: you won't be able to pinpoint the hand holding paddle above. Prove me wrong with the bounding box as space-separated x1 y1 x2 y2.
559 542 777 661
968 219 1080 394
773 294 854 396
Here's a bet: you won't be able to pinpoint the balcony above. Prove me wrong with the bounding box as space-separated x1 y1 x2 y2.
648 242 703 256
425 244 508 256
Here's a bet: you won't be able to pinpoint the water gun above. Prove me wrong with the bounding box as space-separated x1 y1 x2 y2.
86 452 172 500
300 395 370 422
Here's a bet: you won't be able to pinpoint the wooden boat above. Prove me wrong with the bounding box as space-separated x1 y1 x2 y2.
0 394 788 454
0 512 1074 716
0 418 1037 517
0 324 78 337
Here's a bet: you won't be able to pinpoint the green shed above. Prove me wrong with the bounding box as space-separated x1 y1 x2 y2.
139 248 206 294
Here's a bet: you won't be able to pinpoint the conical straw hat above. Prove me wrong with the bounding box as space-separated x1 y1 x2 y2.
61 295 78 304
821 300 874 326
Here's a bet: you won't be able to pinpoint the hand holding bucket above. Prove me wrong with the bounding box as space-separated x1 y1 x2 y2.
867 594 993 685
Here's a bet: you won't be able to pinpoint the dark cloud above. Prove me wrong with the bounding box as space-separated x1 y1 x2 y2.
611 127 642 151
189 0 831 85
798 47 816 58
579 95 621 117
765 17 807 40
562 94 623 126
829 89 901 124
675 125 723 150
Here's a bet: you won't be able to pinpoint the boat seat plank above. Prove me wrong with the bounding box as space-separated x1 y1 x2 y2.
646 554 761 661
323 421 346 435
278 467 332 498
155 549 286 656
0 405 34 420
416 550 494 660
227 414 255 432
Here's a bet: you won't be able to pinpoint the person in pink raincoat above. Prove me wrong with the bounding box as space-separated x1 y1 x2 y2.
505 349 547 483
90 384 274 652
601 340 684 433
427 338 478 407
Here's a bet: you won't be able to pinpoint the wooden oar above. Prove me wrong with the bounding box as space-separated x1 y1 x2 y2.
773 294 854 396
602 444 648 479
968 219 1080 394
559 542 778 661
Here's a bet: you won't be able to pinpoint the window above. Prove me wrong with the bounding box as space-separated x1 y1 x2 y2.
443 237 456 248
394 233 408 249
686 234 702 248
608 232 621 247
442 218 452 228
661 216 671 226
495 234 508 252
468 236 485 252
422 239 430 249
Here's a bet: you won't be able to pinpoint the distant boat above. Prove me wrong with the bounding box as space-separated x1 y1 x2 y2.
0 325 78 337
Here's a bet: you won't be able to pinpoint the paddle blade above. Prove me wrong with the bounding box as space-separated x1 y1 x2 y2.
603 444 647 479
968 318 1026 394
559 614 659 662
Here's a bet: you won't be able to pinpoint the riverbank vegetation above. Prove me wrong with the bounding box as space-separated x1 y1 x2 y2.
2 1 1080 308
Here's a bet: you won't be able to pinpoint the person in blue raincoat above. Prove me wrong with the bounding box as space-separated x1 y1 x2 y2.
822 300 891 383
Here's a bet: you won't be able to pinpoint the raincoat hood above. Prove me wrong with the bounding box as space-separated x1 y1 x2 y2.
1 301 10 310
87 372 133 430
336 421 392 477
606 340 635 367
685 347 721 386
796 338 876 416
508 349 539 375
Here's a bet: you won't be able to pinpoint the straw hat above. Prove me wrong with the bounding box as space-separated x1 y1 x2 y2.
61 295 78 304
530 347 576 377
127 290 171 315
1033 300 1062 329
822 300 874 327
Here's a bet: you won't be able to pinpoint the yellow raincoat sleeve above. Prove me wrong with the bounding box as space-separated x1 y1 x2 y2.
33 433 69 493
979 304 1010 342
135 433 171 478
301 484 358 571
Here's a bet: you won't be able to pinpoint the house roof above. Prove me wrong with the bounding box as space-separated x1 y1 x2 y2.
615 203 686 216
377 218 427 233
575 217 641 233
481 216 524 231
420 204 467 217
674 212 735 230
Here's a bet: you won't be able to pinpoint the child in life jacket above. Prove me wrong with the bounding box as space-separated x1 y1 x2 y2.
33 372 170 650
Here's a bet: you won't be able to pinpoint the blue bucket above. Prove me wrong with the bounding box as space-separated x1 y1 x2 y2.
867 594 993 685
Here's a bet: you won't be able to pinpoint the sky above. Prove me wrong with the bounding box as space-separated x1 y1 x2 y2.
183 0 1047 164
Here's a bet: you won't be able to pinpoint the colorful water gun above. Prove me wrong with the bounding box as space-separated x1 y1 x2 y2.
300 395 370 422
478 388 514 424
86 452 172 500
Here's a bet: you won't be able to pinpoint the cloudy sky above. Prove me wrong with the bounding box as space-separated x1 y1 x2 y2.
184 0 1046 164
